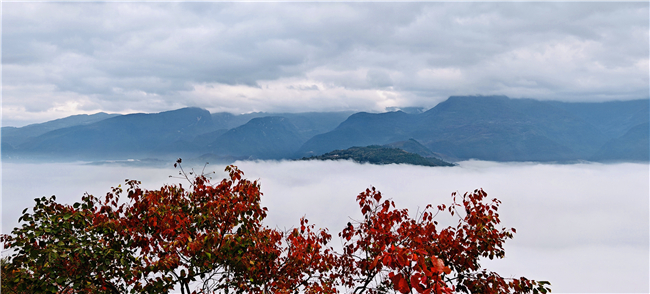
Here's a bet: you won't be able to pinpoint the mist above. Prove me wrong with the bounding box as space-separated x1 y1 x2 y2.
2 160 648 293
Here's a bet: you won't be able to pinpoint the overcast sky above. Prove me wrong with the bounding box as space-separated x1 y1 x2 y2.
2 2 649 127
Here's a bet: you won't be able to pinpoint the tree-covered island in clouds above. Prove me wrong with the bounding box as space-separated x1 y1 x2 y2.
2 95 648 164
300 145 455 167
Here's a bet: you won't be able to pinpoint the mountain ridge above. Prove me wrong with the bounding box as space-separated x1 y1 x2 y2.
3 96 647 164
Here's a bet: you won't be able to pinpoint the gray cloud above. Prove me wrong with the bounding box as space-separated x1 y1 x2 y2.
3 2 648 126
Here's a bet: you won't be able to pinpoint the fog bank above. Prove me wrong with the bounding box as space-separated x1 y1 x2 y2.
2 160 648 293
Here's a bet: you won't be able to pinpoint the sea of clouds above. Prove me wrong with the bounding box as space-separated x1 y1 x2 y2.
2 160 648 293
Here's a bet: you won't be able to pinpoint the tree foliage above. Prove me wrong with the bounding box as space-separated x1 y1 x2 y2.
1 161 550 294
301 145 454 167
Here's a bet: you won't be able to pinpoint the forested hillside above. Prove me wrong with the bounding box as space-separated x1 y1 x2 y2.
300 145 454 167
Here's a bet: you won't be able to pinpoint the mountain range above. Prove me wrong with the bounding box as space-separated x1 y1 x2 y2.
2 95 648 163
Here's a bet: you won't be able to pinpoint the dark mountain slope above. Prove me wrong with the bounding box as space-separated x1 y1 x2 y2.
207 116 306 159
547 99 649 139
4 97 646 163
211 112 267 130
4 109 351 161
590 122 649 162
412 96 607 161
383 139 436 157
2 112 119 148
210 111 352 137
276 112 355 139
296 111 416 157
383 138 456 162
14 107 214 159
298 95 637 162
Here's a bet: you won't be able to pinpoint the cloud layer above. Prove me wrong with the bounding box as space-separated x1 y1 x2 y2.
3 3 649 126
3 160 648 292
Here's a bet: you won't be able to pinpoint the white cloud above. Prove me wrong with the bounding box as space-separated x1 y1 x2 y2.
3 160 647 292
183 75 413 114
233 160 650 293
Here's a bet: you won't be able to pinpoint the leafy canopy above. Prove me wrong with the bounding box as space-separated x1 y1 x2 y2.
1 161 550 294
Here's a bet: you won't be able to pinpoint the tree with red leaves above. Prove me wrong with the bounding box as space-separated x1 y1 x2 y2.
1 162 550 294
338 187 550 294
